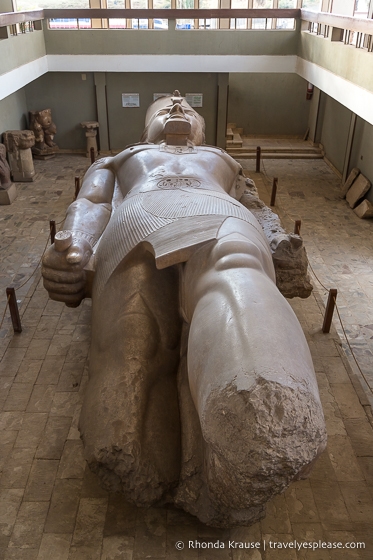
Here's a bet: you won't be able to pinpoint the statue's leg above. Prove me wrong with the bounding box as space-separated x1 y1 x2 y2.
79 245 181 505
181 217 326 521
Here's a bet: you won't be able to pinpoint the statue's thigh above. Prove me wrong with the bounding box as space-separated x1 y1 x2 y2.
91 244 181 365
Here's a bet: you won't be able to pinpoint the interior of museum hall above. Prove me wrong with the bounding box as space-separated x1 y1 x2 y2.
1 0 373 558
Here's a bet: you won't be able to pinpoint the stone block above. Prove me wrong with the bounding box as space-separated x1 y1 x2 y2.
354 199 373 219
0 184 17 205
346 174 371 208
24 459 59 501
36 533 71 560
71 498 108 547
44 479 82 534
341 167 359 198
8 501 49 548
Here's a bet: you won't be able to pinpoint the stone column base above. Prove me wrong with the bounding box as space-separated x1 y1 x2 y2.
0 183 17 205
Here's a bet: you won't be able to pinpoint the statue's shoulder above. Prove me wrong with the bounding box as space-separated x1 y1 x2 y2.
112 142 157 165
199 145 234 158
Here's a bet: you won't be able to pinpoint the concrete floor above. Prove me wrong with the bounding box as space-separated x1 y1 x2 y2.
0 154 372 559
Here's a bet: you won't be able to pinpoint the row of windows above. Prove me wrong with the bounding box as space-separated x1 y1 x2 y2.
14 0 319 12
46 17 295 29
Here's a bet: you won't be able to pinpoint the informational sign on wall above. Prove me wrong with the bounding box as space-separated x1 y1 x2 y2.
185 93 203 107
153 93 171 101
122 93 140 108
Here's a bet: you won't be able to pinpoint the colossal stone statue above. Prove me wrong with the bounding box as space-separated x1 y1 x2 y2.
42 92 326 527
29 108 58 158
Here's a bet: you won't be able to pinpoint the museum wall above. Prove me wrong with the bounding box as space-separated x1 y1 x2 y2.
316 93 351 174
105 73 219 150
20 72 220 151
349 117 373 204
0 29 46 77
0 89 28 134
227 73 310 137
24 72 97 151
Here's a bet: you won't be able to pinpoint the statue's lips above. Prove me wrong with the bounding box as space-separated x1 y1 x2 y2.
164 117 191 135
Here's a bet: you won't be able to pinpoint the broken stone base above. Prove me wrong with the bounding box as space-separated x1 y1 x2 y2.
346 173 371 208
32 146 58 160
0 183 17 205
354 199 373 219
341 167 359 198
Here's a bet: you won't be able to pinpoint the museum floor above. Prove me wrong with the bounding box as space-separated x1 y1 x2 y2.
0 154 372 559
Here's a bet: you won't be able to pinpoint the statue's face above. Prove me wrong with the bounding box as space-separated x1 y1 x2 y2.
146 100 204 145
38 111 52 127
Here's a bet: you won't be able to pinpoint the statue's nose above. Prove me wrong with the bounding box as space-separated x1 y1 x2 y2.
169 103 185 117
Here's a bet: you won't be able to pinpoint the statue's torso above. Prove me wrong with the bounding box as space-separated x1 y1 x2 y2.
111 144 241 199
94 144 261 297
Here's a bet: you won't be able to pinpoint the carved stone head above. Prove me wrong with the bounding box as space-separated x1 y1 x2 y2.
141 92 205 146
3 130 36 152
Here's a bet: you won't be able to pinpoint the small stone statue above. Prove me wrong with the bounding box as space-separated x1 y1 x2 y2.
42 92 326 528
0 143 17 205
2 130 36 183
29 108 58 158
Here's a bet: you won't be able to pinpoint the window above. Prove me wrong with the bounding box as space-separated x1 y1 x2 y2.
15 0 89 8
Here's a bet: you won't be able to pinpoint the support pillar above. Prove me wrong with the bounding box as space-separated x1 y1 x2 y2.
94 72 110 152
342 113 357 184
216 73 229 149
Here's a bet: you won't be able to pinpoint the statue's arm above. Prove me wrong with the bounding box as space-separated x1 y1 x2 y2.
42 158 115 307
238 176 313 299
63 160 115 244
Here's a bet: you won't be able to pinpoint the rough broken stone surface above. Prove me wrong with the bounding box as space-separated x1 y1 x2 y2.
240 178 313 298
346 173 371 208
354 198 373 219
341 167 360 198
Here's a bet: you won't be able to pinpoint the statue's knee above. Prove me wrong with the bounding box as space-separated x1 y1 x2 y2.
212 235 266 272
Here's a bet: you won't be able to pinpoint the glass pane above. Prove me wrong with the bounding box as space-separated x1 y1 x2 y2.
108 0 124 7
109 18 127 28
16 0 89 8
354 0 369 16
153 19 168 29
176 0 194 7
276 18 295 29
231 0 248 6
235 18 247 29
131 0 147 7
176 19 195 28
278 0 296 7
252 18 272 28
198 18 218 28
132 19 149 28
49 18 79 29
301 0 322 11
78 18 91 28
253 0 273 8
200 0 219 7
153 0 171 7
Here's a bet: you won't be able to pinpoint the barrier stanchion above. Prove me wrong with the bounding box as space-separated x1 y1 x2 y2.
270 177 278 207
74 176 80 200
49 220 56 244
322 289 337 334
294 220 302 235
256 146 261 173
5 287 22 333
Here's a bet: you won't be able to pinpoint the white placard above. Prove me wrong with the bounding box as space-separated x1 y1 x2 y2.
153 93 171 101
185 93 203 107
122 93 140 107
